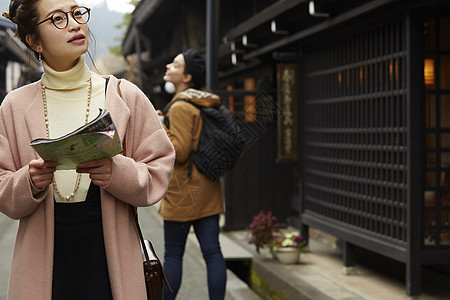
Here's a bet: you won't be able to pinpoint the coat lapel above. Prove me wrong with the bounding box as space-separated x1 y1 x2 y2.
24 82 47 142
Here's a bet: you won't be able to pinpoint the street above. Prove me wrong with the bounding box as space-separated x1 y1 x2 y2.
0 215 15 298
0 204 257 300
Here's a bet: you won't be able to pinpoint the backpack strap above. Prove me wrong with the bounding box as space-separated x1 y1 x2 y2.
162 98 194 128
115 79 125 156
105 78 126 156
104 77 122 97
162 98 200 178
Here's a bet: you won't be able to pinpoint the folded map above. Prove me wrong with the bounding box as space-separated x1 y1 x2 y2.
30 108 123 170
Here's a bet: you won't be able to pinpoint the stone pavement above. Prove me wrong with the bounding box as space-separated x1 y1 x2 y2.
0 205 259 300
0 216 16 299
222 229 450 300
2 205 450 300
144 204 450 300
140 203 260 300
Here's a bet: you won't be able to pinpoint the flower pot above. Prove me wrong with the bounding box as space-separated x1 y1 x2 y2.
275 247 300 264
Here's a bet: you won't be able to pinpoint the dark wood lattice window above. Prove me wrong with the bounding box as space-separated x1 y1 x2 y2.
424 16 450 247
303 19 408 245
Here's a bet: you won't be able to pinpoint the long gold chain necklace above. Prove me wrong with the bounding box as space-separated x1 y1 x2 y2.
41 78 92 201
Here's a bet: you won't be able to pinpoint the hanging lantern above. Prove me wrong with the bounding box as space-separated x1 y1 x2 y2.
424 58 435 87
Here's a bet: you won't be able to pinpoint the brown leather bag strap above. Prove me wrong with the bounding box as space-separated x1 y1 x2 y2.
117 78 171 292
131 205 151 263
117 78 122 97
130 205 172 292
115 79 127 157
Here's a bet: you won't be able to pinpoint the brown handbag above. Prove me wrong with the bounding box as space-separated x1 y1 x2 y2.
116 78 172 298
131 206 172 299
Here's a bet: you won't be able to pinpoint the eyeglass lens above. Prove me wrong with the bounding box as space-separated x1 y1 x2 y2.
52 7 90 29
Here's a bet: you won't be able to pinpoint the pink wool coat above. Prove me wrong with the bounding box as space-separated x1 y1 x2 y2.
0 76 175 299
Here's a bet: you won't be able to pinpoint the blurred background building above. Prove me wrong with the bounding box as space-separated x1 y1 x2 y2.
0 18 41 102
121 0 450 295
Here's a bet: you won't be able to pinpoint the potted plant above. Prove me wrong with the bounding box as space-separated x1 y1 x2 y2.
246 210 281 255
273 231 307 264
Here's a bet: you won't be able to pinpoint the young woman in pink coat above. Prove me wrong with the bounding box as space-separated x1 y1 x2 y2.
0 0 175 299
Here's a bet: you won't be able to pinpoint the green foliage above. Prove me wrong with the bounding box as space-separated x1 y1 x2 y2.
108 45 122 55
109 1 140 55
115 9 133 30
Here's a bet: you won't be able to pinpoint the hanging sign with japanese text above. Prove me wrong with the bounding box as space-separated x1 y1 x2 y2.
277 64 298 160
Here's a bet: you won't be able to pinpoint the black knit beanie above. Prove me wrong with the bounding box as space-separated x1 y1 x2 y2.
182 49 206 89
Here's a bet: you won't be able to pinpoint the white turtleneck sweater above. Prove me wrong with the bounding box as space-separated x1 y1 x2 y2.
41 56 106 203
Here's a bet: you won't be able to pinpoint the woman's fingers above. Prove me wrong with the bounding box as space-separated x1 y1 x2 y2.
28 159 57 189
77 158 112 187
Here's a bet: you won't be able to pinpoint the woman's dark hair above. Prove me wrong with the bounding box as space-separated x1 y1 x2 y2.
2 0 42 59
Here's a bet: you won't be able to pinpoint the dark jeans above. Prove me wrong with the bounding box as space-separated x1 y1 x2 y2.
52 183 113 300
163 214 227 300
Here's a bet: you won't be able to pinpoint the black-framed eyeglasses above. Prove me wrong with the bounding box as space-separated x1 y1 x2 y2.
37 6 90 30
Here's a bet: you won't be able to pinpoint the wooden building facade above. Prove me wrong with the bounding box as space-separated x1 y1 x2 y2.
122 0 450 295
0 18 41 101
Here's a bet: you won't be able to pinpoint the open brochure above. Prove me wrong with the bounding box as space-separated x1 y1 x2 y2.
30 108 123 170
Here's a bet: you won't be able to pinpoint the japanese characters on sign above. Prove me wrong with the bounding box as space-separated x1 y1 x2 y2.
277 64 298 160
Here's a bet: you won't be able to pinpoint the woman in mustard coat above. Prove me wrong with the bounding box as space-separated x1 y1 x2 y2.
159 49 227 300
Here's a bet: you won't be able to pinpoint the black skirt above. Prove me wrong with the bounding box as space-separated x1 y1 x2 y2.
52 183 113 300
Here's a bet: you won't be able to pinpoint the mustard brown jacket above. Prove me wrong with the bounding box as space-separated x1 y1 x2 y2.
159 88 224 222
0 76 175 299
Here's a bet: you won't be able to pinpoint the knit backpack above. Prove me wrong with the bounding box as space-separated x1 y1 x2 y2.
163 99 243 181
